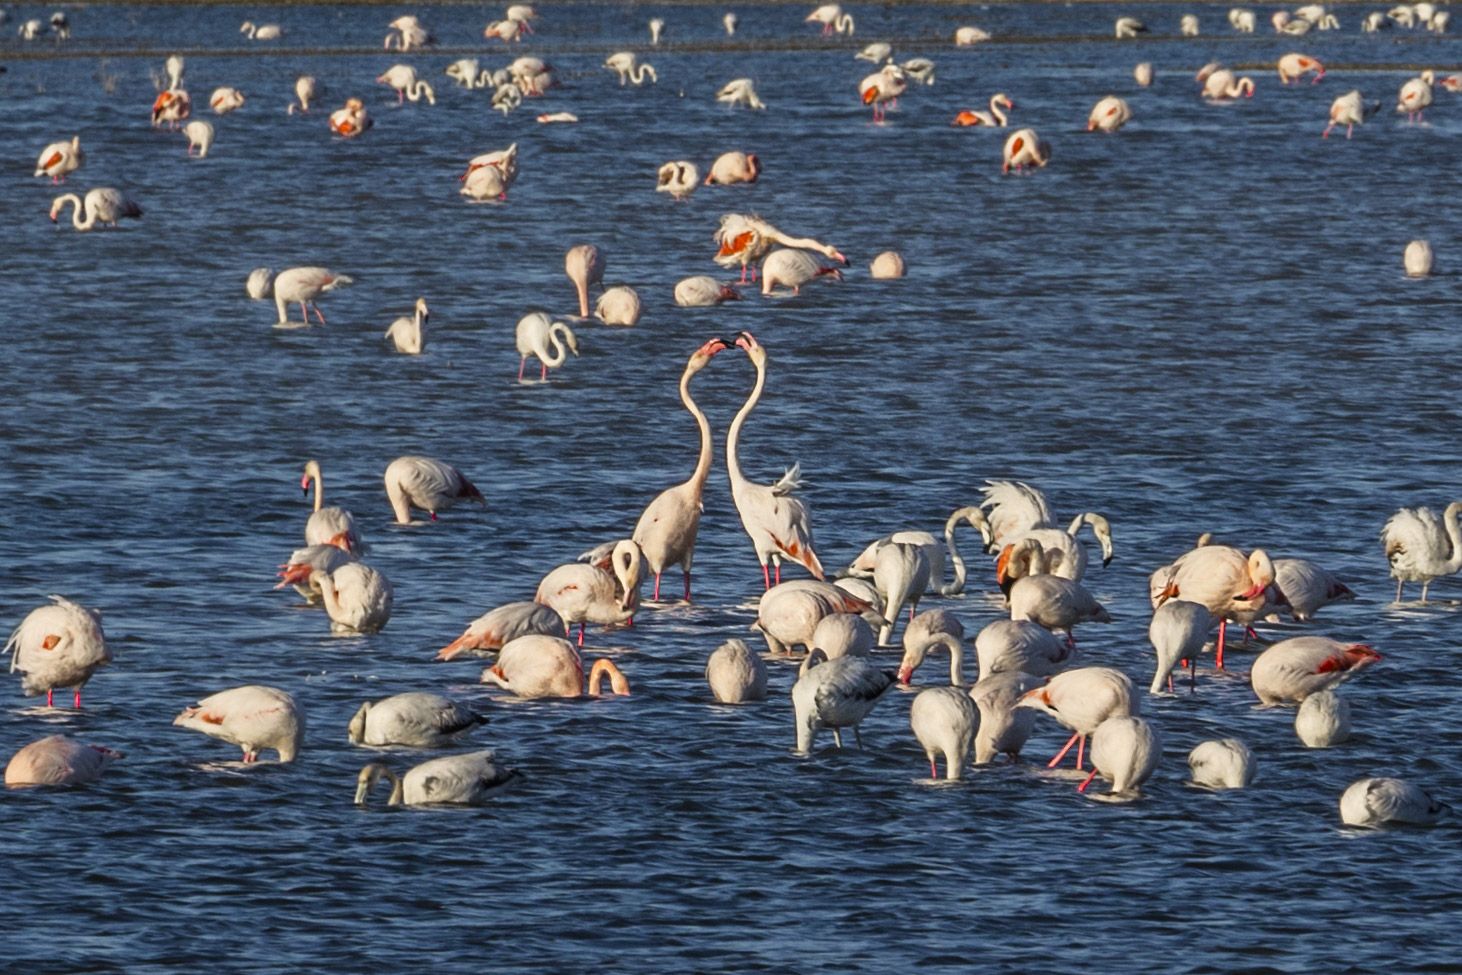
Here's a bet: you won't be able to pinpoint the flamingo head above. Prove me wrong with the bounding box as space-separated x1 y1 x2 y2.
719 284 742 302
734 331 761 353
998 94 1015 109
275 562 314 589
746 154 761 180
695 336 731 360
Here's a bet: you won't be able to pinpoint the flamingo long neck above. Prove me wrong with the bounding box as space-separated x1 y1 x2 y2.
57 194 90 230
632 64 655 84
989 96 1007 125
725 353 767 493
766 229 834 258
273 292 289 325
680 362 714 494
943 515 968 596
836 13 854 32
244 24 256 38
543 324 570 367
933 634 966 687
408 81 434 104
384 768 404 805
311 470 324 512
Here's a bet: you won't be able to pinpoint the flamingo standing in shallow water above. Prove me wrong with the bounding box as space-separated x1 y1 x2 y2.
300 458 362 553
1323 90 1378 138
703 151 760 186
515 312 579 381
6 596 112 708
5 736 122 787
480 636 630 698
173 685 302 763
806 3 855 35
1277 52 1324 83
247 266 353 326
1001 128 1049 173
49 189 141 231
632 338 732 601
566 244 605 317
726 332 825 589
859 63 906 123
1397 70 1434 122
1250 637 1380 705
1017 666 1136 771
1151 543 1274 667
952 93 1013 127
383 455 485 524
1381 501 1462 601
714 214 845 284
535 541 642 645
911 687 977 779
35 135 82 182
329 98 371 137
436 601 567 660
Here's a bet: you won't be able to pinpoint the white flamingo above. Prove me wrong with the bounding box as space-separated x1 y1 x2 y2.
536 542 642 644
35 135 82 182
1381 501 1462 601
1148 600 1212 694
716 78 766 110
1295 689 1350 747
383 455 485 524
704 151 761 185
247 267 352 327
377 64 436 104
384 298 429 355
49 188 141 231
1251 638 1380 705
1188 739 1255 788
300 458 362 553
911 687 977 780
565 244 605 318
347 692 484 747
436 602 567 660
355 752 517 806
1017 666 1136 771
604 51 657 86
969 672 1042 763
974 619 1074 681
675 276 740 307
6 596 111 708
792 651 896 753
1404 240 1433 278
806 4 855 35
183 120 214 158
595 286 642 325
1079 716 1161 796
658 161 699 200
1340 778 1447 826
897 609 966 686
480 635 630 697
173 685 302 763
240 20 282 39
715 214 845 284
953 93 1013 127
288 76 317 114
312 563 393 634
515 312 579 382
706 639 768 703
5 736 122 787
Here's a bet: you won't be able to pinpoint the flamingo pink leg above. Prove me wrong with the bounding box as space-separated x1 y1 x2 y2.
1076 736 1086 770
540 363 547 381
1048 732 1080 768
653 573 662 601
74 689 81 708
761 564 771 590
774 563 782 586
46 688 54 707
683 571 692 602
740 265 749 284
518 358 527 381
300 301 309 324
1216 620 1227 669
312 305 327 325
1077 768 1099 793
929 758 938 778
429 511 437 521
577 623 585 647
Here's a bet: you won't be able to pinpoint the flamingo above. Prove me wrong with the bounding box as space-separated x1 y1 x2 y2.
384 15 433 50
537 112 578 123
1381 501 1462 600
911 687 977 780
509 56 556 94
595 286 642 325
1087 95 1132 132
505 4 537 29
328 98 371 138
347 693 484 747
485 18 528 41
632 338 732 601
460 142 519 201
856 42 892 63
1149 600 1213 694
49 11 69 40
1203 69 1255 101
969 672 1042 763
1001 127 1049 173
173 685 302 763
648 17 665 44
1277 52 1325 84
811 614 875 659
436 602 567 660
311 563 393 634
49 188 141 232
704 151 761 186
536 541 642 645
604 51 657 86
658 161 699 200
383 455 485 524
1016 666 1136 771
1188 739 1255 789
240 20 282 40
210 86 245 113
1134 62 1153 87
1271 557 1353 621
870 251 905 278
151 87 190 127
845 532 944 594
954 26 991 44
897 609 966 686
183 120 214 157
480 635 630 697
751 581 872 656
900 59 935 85
727 332 825 588
377 65 435 105
6 596 111 708
18 18 44 39
515 312 579 381
706 639 768 703
34 135 82 182
1181 13 1200 35
1079 717 1161 796
288 75 317 114
1114 16 1147 37
761 249 844 296
859 63 906 123
1323 89 1379 138
1397 70 1434 122
793 651 896 753
5 736 122 787
1230 8 1256 31
806 4 855 35
940 506 993 596
299 458 362 554
716 78 766 110
974 619 1073 681
566 244 605 318
873 542 929 645
247 267 352 327
1251 638 1380 705
998 539 1112 640
952 92 1013 127
1151 543 1275 667
275 542 355 604
1405 240 1433 278
715 214 846 284
1362 10 1388 30
675 276 741 306
724 12 738 35
356 751 517 806
1296 689 1350 747
384 298 429 355
445 59 492 89
1339 778 1447 826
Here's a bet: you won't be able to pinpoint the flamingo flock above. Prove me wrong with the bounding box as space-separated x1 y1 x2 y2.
6 5 1452 836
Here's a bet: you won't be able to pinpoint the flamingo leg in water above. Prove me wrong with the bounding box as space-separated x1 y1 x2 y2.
46 688 54 708
74 689 81 708
739 264 749 285
683 570 692 603
540 362 547 381
774 563 782 586
761 564 771 590
576 623 585 647
1048 732 1080 768
1077 768 1099 793
831 728 843 749
517 358 526 382
299 301 308 325
652 573 662 602
853 726 864 750
312 304 327 326
1076 735 1085 770
1216 619 1227 669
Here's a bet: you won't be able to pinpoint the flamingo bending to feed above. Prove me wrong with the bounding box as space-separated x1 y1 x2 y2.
485 18 527 41
897 609 967 686
1149 600 1212 694
5 736 123 787
35 135 82 182
1203 69 1255 101
1001 127 1049 173
1323 90 1379 138
1381 501 1462 601
658 161 699 200
1017 666 1136 771
535 541 642 645
761 248 844 296
384 298 429 355
276 542 356 604
811 614 874 658
460 143 519 201
348 692 484 747
1397 70 1434 122
806 3 855 35
974 619 1074 681
1114 16 1147 37
859 63 907 123
952 93 1013 127
704 151 760 186
998 539 1112 640
377 65 435 104
751 581 872 656
911 687 977 780
1271 557 1353 620
240 20 282 40
6 596 111 708
675 276 741 306
246 266 352 327
1277 52 1324 83
940 506 994 595
595 286 642 325
288 76 317 114
210 87 245 113
1151 543 1274 667
383 455 484 524
311 563 392 634
1188 739 1255 789
356 751 516 806
715 213 846 284
480 635 630 697
873 542 930 645
183 120 214 157
1087 95 1131 132
727 332 825 588
970 672 1042 763
706 639 768 703
845 531 945 594
300 458 362 553
856 42 892 63
436 602 567 660
632 338 732 601
152 87 191 128
328 98 371 137
50 188 141 231
1250 637 1380 705
1404 240 1432 278
565 244 605 318
1295 690 1350 747
173 685 302 763
384 15 433 51
793 651 897 754
1340 777 1447 826
1079 716 1160 796
445 59 492 89
515 312 579 381
870 251 905 278
605 51 657 86
954 26 991 44
716 78 766 109
1134 62 1153 87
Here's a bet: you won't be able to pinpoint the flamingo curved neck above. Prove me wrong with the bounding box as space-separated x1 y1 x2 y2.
931 633 966 687
1442 504 1462 573
543 324 569 367
309 470 324 512
943 518 968 596
680 362 714 494
726 354 765 493
56 194 90 230
989 96 1007 125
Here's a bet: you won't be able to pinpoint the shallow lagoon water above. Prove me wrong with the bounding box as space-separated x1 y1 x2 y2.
2 4 1460 972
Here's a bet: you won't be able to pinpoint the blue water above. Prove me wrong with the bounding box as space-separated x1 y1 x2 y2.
2 3 1460 972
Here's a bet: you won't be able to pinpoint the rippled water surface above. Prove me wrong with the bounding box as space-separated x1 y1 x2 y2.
3 3 1461 972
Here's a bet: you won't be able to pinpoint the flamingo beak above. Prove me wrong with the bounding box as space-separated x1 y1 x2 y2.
897 666 912 685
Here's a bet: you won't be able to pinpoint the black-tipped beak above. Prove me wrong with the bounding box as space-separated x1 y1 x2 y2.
1102 555 1113 568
